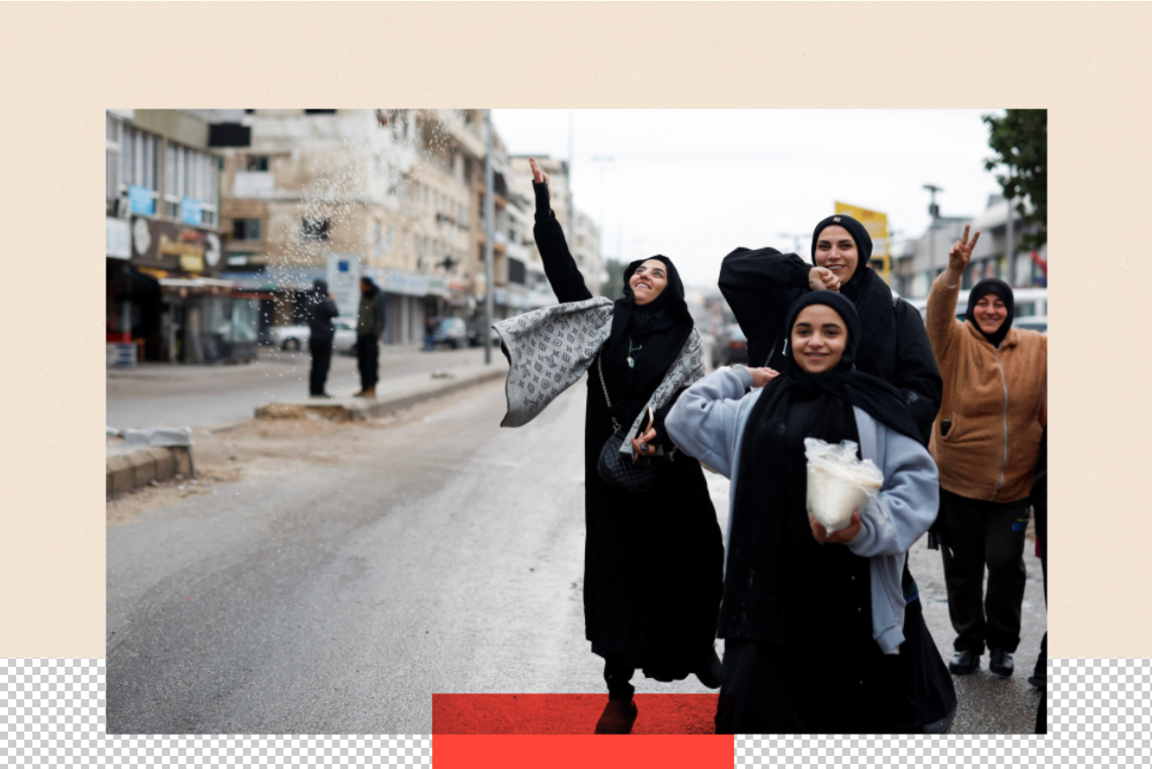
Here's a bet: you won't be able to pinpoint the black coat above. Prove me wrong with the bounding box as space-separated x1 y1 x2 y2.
306 280 340 342
718 247 943 444
534 211 723 679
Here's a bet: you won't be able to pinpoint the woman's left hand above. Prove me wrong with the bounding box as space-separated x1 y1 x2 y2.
631 428 659 458
809 510 862 544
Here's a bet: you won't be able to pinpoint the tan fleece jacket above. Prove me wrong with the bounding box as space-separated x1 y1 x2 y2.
925 276 1047 503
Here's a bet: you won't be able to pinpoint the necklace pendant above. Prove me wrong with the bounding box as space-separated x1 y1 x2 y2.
628 356 635 369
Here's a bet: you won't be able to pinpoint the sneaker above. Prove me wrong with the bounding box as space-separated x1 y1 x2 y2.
948 650 980 675
594 699 638 734
989 649 1015 678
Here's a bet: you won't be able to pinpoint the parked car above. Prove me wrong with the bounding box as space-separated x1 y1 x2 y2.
1013 314 1048 335
469 320 501 348
431 317 468 349
710 324 749 368
268 324 310 351
333 317 359 354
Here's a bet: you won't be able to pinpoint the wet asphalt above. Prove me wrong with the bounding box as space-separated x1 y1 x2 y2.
106 375 1045 735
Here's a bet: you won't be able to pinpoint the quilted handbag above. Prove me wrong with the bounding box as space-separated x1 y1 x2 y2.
594 351 675 493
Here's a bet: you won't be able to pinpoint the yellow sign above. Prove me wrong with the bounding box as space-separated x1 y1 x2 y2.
834 201 890 284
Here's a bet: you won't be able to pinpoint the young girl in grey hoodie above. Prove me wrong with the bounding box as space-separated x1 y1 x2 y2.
666 291 939 734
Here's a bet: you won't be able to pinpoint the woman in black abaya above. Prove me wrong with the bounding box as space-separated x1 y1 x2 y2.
523 158 724 734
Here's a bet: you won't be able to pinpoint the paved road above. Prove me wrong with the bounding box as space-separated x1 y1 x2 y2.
106 376 1045 734
105 345 493 430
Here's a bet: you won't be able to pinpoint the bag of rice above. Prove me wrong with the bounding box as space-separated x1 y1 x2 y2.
804 438 884 535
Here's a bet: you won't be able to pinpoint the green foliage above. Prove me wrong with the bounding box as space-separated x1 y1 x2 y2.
983 109 1047 252
600 258 626 300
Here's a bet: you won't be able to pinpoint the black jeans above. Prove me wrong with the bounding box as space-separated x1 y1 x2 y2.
309 336 333 395
356 335 379 390
939 488 1029 655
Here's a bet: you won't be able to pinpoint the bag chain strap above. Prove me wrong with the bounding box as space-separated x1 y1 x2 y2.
597 349 676 461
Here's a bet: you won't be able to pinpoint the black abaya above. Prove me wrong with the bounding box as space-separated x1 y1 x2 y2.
533 191 723 682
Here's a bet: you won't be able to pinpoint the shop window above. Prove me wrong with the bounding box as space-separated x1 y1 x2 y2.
302 217 331 241
232 219 262 241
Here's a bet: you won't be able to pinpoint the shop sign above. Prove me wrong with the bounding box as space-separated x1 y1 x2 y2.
131 217 214 274
181 198 203 226
106 217 131 259
129 185 155 215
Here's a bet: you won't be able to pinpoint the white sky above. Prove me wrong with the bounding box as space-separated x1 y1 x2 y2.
490 109 1007 289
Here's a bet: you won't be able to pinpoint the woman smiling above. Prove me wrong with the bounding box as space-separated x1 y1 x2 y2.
665 291 939 733
926 225 1048 680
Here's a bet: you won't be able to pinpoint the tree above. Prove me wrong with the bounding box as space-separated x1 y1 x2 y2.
983 109 1047 253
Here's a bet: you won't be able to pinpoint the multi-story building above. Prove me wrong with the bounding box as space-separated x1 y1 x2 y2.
216 109 487 346
105 109 256 365
507 155 601 299
891 194 1046 299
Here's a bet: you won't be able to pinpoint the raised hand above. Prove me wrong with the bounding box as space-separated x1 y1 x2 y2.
947 224 981 274
808 266 841 293
528 157 551 201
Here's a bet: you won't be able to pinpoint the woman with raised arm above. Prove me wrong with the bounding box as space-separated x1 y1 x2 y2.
925 225 1047 680
665 291 939 734
491 158 724 735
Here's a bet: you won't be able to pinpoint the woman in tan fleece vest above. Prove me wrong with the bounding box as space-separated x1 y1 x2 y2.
925 225 1047 680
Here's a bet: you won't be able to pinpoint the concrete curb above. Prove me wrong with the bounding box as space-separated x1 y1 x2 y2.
106 446 194 499
254 366 507 422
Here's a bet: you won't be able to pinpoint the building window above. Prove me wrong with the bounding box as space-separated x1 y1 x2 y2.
232 219 262 241
164 143 219 226
302 217 331 241
246 155 269 172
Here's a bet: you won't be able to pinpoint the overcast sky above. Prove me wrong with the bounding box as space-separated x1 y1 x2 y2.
490 109 1006 289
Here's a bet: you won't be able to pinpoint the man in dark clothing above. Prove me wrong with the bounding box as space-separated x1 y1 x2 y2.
355 277 386 397
307 279 339 398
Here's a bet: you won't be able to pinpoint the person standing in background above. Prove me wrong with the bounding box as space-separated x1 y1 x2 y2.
355 277 386 398
307 279 339 398
925 225 1047 679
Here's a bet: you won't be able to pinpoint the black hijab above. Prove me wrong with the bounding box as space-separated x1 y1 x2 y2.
603 255 694 401
808 215 893 375
720 292 922 652
965 278 1014 348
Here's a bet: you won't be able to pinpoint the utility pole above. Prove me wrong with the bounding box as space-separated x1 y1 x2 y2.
484 110 495 365
591 155 613 297
923 184 943 280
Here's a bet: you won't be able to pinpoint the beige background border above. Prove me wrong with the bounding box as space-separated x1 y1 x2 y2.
0 1 1124 658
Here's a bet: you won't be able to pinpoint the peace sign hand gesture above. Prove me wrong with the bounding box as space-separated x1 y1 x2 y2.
947 224 981 273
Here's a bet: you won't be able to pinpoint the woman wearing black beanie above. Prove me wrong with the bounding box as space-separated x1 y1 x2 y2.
718 214 955 733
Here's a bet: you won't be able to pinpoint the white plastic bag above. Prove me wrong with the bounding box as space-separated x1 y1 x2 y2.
804 438 884 535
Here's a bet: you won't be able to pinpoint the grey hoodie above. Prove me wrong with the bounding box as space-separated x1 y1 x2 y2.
665 365 939 654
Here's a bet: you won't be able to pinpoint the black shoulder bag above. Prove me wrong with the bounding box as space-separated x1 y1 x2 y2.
594 350 676 493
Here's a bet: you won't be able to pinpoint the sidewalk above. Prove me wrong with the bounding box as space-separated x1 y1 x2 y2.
107 353 509 497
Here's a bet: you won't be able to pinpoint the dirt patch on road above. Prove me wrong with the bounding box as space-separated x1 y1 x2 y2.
107 379 502 524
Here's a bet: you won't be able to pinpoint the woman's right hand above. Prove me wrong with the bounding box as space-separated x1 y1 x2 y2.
808 266 840 293
747 366 779 388
529 157 550 199
946 224 981 275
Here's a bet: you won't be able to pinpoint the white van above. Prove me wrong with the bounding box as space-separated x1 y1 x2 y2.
906 287 1047 324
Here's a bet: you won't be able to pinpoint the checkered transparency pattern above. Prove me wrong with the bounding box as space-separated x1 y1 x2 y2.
736 659 1152 766
1 659 431 767
2 659 1149 766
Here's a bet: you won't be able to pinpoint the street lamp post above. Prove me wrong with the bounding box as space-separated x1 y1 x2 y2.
591 155 613 295
484 110 495 365
923 184 943 281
